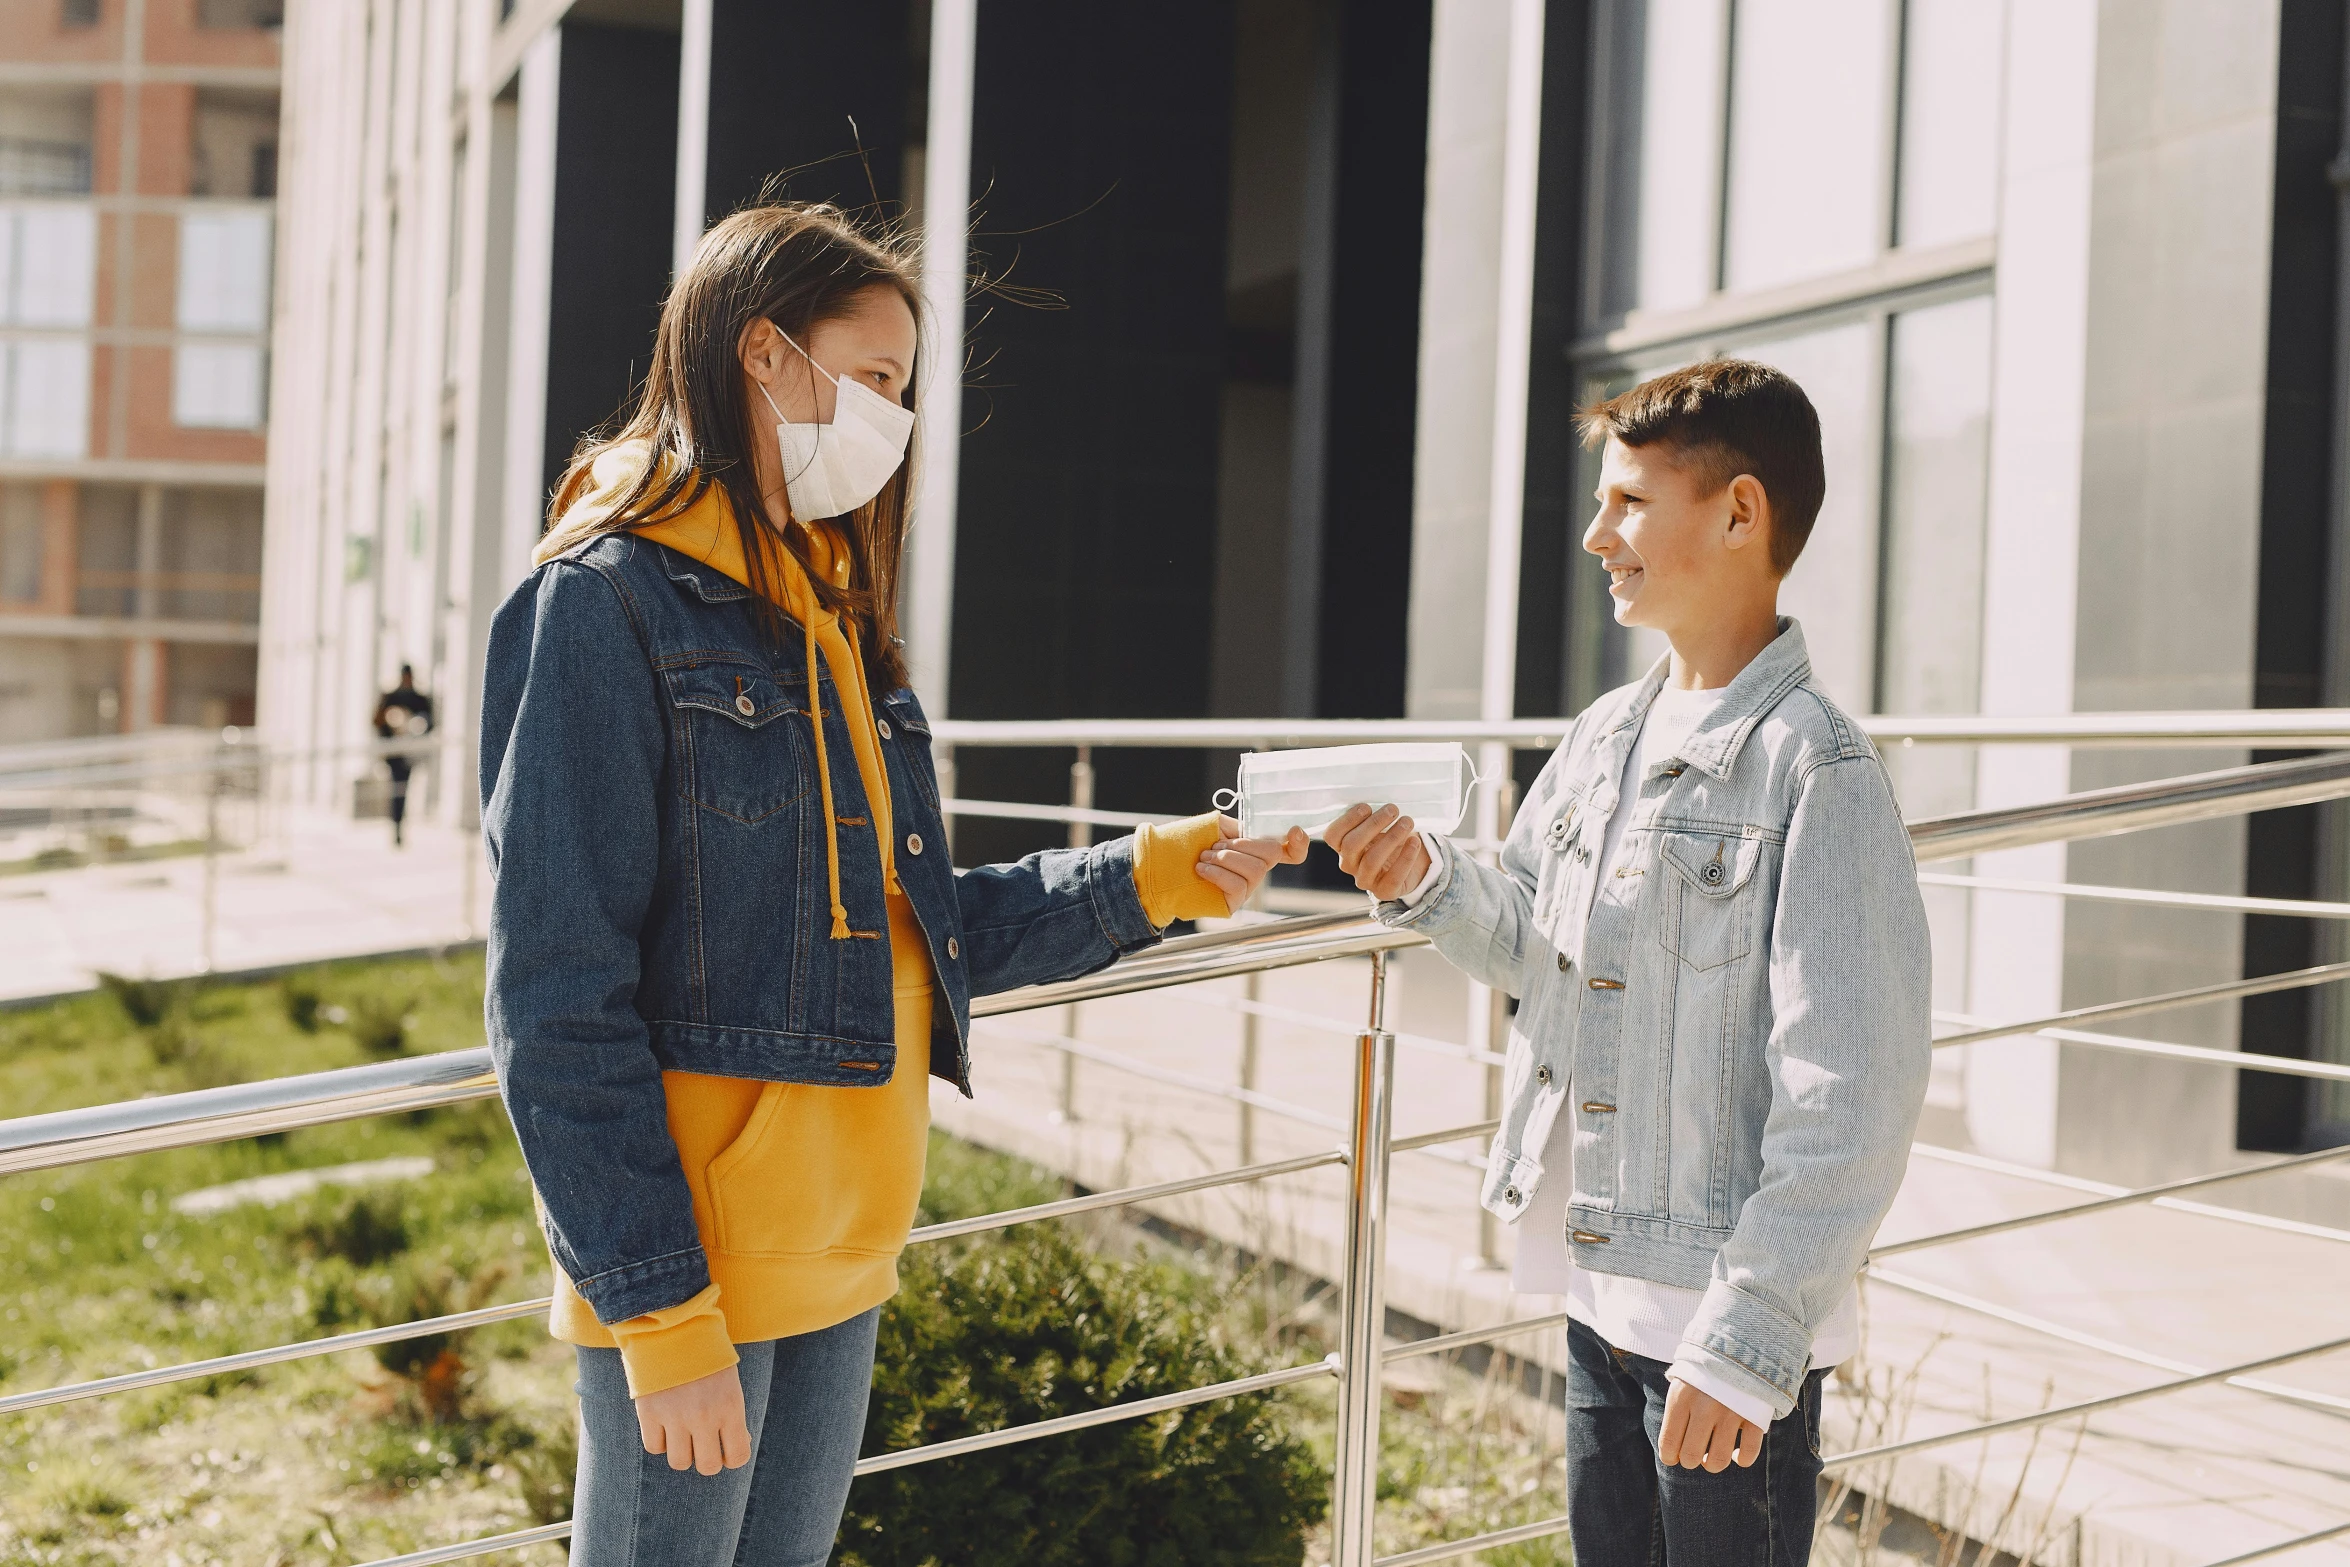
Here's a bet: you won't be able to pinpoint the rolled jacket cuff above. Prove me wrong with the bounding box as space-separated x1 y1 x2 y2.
565 1240 716 1328
1084 834 1163 955
1680 1278 1814 1421
1377 834 1461 930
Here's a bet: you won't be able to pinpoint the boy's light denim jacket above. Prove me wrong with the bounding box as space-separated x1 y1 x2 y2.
1381 620 1930 1418
478 534 1168 1330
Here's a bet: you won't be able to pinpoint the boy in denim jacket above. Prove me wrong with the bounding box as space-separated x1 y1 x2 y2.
1326 360 1930 1564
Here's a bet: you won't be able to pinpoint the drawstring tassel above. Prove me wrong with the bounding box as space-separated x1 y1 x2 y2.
805 607 852 940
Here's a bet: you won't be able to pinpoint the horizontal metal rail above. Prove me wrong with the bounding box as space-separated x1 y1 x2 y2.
926 710 2350 751
1384 1312 1570 1365
973 911 1424 1016
1866 1267 2350 1418
1932 960 2350 1050
1936 1014 2350 1084
939 795 1170 830
1171 988 1509 1068
1375 1517 1572 1567
0 1121 1503 1418
1906 752 2350 862
2204 1520 2350 1567
0 1296 550 1418
357 1522 576 1567
1906 1141 2350 1249
851 1357 1338 1475
1867 1142 2350 1259
1918 870 2350 922
1821 1332 2350 1470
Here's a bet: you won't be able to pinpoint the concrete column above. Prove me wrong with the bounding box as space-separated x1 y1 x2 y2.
1962 0 2103 1169
499 28 560 593
1404 0 1516 723
906 0 975 713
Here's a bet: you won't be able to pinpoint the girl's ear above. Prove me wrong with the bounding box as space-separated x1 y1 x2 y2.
739 318 785 383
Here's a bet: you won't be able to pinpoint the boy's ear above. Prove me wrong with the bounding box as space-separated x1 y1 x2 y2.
1722 473 1772 559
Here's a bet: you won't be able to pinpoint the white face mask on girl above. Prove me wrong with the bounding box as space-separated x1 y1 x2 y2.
755 328 916 521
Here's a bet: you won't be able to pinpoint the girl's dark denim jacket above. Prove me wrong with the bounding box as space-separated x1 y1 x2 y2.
479 533 1165 1326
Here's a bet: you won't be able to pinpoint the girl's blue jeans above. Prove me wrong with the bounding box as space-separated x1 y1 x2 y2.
568 1306 880 1567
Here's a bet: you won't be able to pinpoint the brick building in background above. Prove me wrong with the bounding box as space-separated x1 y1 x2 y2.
0 0 280 743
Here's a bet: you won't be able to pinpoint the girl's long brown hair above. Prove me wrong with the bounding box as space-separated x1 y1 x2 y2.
541 203 923 690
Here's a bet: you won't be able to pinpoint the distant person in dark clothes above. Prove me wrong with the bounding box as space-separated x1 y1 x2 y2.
373 665 435 847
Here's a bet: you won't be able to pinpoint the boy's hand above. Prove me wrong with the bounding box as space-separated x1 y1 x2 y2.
1658 1378 1764 1473
1196 817 1310 913
635 1364 752 1475
1323 804 1434 901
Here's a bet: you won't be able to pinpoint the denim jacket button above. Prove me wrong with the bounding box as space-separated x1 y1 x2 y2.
1503 1185 1522 1205
878 719 892 739
906 833 924 857
945 936 959 960
1535 1064 1553 1085
734 694 755 716
1556 952 1569 972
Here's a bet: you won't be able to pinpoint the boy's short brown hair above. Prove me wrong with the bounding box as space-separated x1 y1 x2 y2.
1576 359 1825 576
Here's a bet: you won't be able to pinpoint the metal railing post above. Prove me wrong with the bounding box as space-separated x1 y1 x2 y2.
199 753 221 975
1331 950 1395 1567
1239 969 1261 1165
1055 746 1096 1124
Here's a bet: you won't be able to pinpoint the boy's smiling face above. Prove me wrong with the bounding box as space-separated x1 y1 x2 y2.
1583 435 1772 639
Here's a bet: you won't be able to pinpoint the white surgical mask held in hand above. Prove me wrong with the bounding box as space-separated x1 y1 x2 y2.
1215 743 1479 840
756 327 916 521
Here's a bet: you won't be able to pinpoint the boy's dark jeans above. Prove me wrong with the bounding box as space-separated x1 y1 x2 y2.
1565 1318 1826 1566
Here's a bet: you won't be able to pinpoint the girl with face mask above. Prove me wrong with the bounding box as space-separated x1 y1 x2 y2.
484 204 1307 1564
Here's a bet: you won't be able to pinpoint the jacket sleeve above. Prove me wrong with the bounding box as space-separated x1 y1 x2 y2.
480 561 714 1329
952 834 1166 997
1670 753 1932 1419
1369 735 1575 998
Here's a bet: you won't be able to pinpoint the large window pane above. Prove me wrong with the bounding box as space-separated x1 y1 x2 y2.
177 210 273 332
174 343 266 429
14 205 95 326
1737 321 1877 708
1722 0 1891 293
1880 293 1992 726
1896 0 2004 247
1589 0 1727 322
3 340 89 457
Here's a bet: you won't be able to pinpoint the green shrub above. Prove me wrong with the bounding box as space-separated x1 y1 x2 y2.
282 973 323 1031
508 1417 577 1524
348 992 416 1058
288 1189 412 1267
839 1222 1327 1567
93 971 189 1027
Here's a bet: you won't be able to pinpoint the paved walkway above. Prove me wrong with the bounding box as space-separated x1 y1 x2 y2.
0 804 481 1003
7 819 2347 1563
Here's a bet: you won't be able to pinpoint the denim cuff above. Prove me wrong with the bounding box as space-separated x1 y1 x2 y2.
1681 1278 1814 1421
1377 834 1462 931
568 1242 717 1328
1085 834 1163 955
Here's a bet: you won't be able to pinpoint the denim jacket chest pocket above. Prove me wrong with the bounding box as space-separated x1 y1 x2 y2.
1655 829 1764 971
663 657 812 826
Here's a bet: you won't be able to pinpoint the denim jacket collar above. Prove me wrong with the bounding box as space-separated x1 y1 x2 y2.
1609 618 1814 783
654 540 750 604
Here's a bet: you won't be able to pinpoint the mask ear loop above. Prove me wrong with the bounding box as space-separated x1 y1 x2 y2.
1212 786 1240 812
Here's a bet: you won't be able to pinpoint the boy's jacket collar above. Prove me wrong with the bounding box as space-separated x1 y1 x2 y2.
1608 618 1813 781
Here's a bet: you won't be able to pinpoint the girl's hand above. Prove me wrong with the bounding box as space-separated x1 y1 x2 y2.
634 1363 752 1475
1196 817 1310 913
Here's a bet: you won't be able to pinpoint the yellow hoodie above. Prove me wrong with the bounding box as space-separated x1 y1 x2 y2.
538 456 1228 1396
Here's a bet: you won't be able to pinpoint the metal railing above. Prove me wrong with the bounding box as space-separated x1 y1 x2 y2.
9 724 2350 1563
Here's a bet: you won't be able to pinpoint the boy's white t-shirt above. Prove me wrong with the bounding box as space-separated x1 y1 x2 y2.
1409 683 1857 1430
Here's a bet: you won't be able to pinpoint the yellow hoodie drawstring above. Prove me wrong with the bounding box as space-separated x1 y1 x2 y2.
804 606 852 940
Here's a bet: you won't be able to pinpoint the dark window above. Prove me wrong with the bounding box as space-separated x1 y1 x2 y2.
251 141 277 198
62 0 98 27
